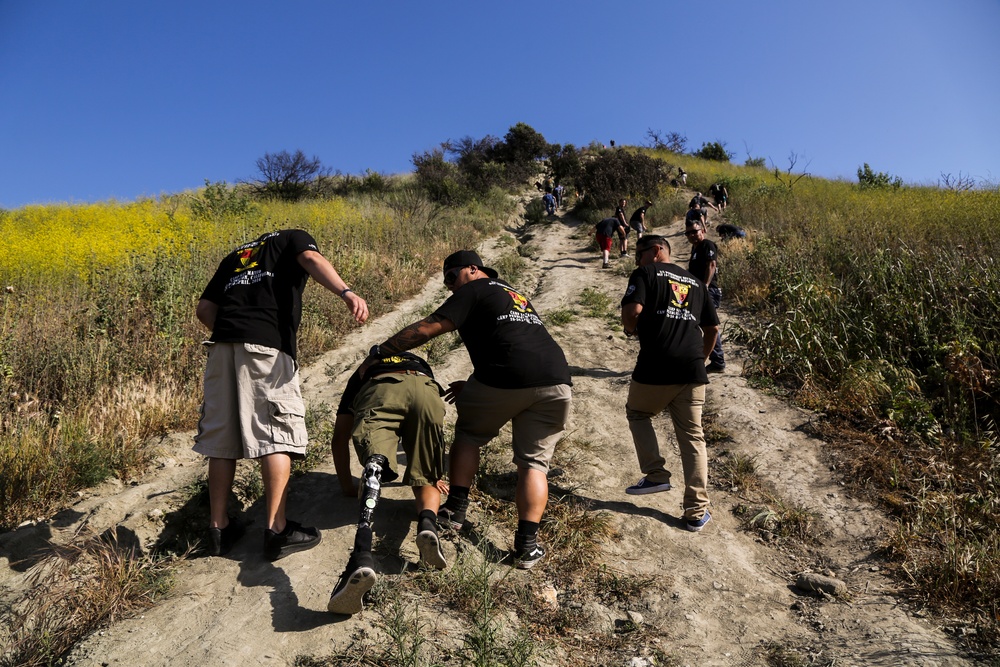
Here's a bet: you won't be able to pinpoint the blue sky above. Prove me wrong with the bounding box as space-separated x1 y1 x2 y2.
2 1 998 208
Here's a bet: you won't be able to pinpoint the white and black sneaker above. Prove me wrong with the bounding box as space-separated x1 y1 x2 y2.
513 535 546 570
327 551 377 615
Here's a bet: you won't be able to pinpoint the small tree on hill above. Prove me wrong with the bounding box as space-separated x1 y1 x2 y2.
644 129 688 153
693 141 734 162
857 163 902 191
253 150 327 201
498 122 549 182
548 143 583 186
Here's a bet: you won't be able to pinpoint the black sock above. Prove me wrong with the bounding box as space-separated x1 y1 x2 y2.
354 524 373 553
516 520 539 540
418 509 437 533
446 486 470 510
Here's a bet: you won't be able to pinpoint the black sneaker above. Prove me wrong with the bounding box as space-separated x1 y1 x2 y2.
207 518 245 556
706 362 726 374
327 551 376 615
437 497 468 531
416 527 448 569
263 520 321 561
513 536 546 570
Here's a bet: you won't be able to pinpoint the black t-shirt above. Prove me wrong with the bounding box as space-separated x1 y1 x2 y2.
688 239 719 288
689 196 709 208
629 206 648 224
201 229 316 359
684 208 705 226
621 262 719 385
433 278 571 389
596 217 620 237
615 205 627 222
337 352 438 416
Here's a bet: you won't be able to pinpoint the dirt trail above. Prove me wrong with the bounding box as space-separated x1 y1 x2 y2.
1 197 976 666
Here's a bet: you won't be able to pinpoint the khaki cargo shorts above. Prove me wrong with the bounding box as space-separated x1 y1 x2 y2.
351 372 446 487
193 342 308 460
454 377 572 472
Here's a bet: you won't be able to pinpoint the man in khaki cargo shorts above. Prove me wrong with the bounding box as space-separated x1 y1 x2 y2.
326 351 449 615
194 229 368 560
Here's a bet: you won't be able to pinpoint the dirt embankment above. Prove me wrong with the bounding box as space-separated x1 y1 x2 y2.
0 195 979 666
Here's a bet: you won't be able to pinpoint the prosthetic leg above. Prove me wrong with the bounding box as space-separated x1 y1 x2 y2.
358 454 388 528
328 454 388 615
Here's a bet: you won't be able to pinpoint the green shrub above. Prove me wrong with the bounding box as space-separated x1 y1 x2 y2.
578 150 669 211
856 163 903 190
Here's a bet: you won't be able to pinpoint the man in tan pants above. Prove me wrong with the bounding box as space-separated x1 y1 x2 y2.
620 235 719 531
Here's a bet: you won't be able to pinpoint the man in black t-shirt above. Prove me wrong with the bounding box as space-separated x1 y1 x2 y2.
684 201 707 230
629 200 653 239
621 235 718 532
194 229 369 559
360 250 572 569
686 223 725 372
327 351 449 614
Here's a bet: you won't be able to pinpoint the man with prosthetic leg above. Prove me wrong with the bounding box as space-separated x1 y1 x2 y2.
327 350 448 615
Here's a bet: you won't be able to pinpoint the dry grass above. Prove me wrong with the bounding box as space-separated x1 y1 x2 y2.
0 531 174 667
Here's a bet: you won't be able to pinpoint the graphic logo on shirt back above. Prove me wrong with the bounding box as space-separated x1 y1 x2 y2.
504 288 533 313
235 243 263 273
669 280 691 308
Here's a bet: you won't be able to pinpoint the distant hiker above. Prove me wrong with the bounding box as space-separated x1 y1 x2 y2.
615 198 630 256
709 182 728 211
194 229 369 559
686 223 726 373
360 250 572 569
543 192 556 215
716 223 746 240
689 192 718 214
596 216 626 269
684 201 707 230
327 351 449 615
544 177 553 193
678 167 687 186
629 200 653 239
621 235 718 531
554 183 565 208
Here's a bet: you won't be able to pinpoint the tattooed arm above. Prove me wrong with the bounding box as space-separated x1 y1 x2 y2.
358 313 457 375
380 313 456 354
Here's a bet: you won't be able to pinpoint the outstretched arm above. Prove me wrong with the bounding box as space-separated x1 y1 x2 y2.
380 313 456 355
297 250 369 323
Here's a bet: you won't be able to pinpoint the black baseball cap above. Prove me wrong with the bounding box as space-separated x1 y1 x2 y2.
442 250 498 279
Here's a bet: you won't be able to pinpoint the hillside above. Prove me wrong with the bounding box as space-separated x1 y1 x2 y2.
0 195 979 666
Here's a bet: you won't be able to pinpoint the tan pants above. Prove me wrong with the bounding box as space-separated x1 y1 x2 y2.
626 381 709 520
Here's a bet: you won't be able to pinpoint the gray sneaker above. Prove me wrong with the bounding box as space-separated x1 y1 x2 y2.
328 551 377 615
416 528 448 570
